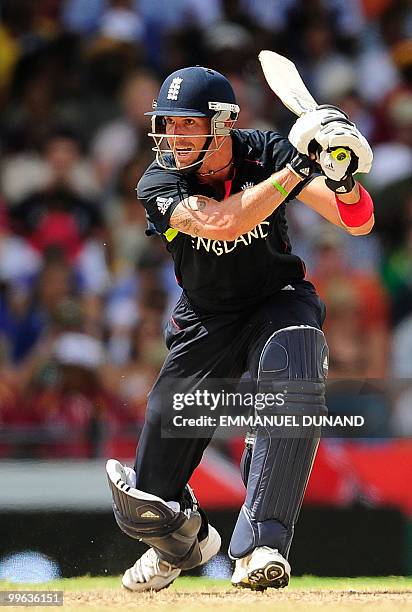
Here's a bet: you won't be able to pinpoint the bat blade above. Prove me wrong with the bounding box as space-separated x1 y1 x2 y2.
258 50 317 116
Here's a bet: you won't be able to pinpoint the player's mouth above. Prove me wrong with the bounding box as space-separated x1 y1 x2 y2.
175 147 194 158
174 147 196 165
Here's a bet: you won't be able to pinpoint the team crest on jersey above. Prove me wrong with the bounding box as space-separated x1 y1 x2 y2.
156 196 173 214
241 181 254 190
167 77 183 100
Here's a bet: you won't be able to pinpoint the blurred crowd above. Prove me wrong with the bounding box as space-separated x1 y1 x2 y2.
0 0 411 458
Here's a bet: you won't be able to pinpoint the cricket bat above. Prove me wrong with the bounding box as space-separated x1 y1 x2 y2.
258 50 350 163
259 50 317 117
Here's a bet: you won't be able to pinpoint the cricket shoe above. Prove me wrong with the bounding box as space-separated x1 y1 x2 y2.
231 546 291 591
122 524 221 592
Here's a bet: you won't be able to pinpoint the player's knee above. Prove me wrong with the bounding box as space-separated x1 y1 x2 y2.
258 325 329 414
259 324 328 380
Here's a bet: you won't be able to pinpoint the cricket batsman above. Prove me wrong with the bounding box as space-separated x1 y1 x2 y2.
106 66 374 591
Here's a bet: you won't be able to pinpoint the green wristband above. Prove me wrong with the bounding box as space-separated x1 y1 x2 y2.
270 178 289 198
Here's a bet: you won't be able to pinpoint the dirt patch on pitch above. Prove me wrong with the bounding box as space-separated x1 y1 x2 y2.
63 588 412 611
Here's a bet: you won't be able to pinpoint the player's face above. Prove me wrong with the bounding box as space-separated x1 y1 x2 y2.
165 116 210 167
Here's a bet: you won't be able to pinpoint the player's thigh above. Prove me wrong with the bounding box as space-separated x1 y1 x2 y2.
247 281 325 378
135 302 251 498
148 300 251 421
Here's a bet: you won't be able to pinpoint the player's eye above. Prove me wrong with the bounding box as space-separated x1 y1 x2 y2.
185 119 195 126
165 117 175 125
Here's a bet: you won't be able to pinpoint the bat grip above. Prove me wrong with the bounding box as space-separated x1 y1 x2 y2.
330 147 351 162
309 140 351 163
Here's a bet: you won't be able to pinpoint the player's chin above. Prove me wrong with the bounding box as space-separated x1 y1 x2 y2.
175 151 197 168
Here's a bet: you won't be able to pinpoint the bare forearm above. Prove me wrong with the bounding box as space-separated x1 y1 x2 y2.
335 181 360 204
224 168 301 237
298 176 374 235
170 168 301 240
335 180 374 235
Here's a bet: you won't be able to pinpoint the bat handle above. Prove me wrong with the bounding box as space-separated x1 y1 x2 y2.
309 141 352 165
330 147 351 162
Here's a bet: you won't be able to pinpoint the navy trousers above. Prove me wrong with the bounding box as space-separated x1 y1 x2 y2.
134 280 325 504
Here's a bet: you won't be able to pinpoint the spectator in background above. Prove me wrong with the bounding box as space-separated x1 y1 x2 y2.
309 225 389 379
100 0 144 43
355 1 406 106
369 90 412 192
57 40 138 152
17 298 118 458
62 0 106 35
104 154 152 277
105 243 176 366
7 127 110 296
369 39 412 192
381 198 412 325
2 72 57 156
91 71 159 188
0 198 41 288
309 227 391 437
2 126 100 204
372 38 412 145
1 251 76 365
0 0 411 456
298 17 356 105
103 298 167 426
373 173 412 257
390 311 412 436
202 21 254 76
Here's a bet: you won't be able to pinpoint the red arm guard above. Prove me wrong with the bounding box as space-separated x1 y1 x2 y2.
335 184 374 228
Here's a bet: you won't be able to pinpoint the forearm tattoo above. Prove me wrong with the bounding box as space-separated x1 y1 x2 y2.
196 197 208 211
171 196 215 237
171 207 201 236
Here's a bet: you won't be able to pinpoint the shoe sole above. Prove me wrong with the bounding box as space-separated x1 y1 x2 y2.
122 579 175 593
233 561 289 591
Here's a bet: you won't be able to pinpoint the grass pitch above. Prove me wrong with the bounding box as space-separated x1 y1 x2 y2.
1 576 411 611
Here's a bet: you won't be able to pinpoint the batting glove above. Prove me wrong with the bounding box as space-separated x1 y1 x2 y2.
315 121 373 174
288 105 348 156
286 151 319 180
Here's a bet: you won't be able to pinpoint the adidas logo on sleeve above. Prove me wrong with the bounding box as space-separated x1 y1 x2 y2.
157 196 174 214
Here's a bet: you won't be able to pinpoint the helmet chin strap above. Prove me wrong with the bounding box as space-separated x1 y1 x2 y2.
181 131 233 175
185 135 214 171
197 155 233 176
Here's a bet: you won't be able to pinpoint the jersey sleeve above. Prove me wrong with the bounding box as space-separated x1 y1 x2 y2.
136 164 194 234
242 130 318 201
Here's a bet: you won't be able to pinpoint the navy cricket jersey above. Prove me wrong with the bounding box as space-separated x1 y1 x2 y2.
137 129 311 312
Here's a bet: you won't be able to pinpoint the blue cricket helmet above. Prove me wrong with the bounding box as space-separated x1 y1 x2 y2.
145 66 238 117
146 66 240 171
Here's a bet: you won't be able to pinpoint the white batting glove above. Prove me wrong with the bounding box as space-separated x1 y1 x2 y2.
318 149 351 181
315 121 373 173
288 105 348 155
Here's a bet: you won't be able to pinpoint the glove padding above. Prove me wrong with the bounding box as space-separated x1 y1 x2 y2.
287 151 319 179
289 105 348 155
318 148 356 193
318 149 353 182
315 121 373 174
